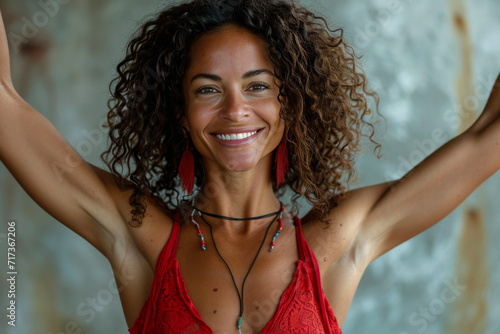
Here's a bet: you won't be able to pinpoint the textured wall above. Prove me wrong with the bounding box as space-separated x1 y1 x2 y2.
0 0 499 333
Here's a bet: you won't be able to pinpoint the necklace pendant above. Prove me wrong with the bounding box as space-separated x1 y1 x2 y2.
237 316 242 332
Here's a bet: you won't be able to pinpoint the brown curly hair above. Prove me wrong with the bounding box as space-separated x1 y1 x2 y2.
101 0 384 226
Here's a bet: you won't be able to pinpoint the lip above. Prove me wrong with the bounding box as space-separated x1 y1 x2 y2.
210 128 264 146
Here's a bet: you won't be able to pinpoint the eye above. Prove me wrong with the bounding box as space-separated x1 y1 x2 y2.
248 82 270 91
196 86 219 95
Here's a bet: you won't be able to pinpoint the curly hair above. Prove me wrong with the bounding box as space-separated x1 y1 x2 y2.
101 0 384 226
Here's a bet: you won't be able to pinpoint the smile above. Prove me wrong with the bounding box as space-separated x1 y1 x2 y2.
215 131 258 141
211 128 263 146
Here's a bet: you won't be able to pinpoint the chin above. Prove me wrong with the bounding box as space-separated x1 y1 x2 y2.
222 161 256 173
219 155 260 172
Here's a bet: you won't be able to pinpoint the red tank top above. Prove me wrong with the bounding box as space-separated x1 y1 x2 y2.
129 213 342 333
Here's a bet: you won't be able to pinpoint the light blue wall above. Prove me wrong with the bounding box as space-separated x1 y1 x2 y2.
1 0 499 333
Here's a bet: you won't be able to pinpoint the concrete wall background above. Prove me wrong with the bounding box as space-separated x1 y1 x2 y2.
1 0 499 333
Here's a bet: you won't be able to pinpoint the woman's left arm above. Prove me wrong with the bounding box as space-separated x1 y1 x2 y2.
353 73 500 263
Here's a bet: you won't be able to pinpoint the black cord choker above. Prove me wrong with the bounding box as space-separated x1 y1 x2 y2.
193 202 283 221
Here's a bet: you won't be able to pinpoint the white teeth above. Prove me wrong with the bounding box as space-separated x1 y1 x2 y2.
216 131 258 141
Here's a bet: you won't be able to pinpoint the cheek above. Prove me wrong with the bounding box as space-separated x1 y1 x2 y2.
253 93 280 114
185 103 212 129
262 100 283 128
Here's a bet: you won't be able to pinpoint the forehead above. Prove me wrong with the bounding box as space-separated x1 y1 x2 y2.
185 24 274 79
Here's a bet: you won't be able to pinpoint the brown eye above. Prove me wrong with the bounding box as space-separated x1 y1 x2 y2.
248 83 270 91
196 86 219 95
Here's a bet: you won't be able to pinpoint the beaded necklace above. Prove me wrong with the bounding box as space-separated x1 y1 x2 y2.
189 203 285 333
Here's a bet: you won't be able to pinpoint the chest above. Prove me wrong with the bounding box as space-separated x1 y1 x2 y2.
121 218 356 332
174 222 300 333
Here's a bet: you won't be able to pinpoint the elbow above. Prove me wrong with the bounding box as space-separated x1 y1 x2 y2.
0 81 25 110
467 117 500 173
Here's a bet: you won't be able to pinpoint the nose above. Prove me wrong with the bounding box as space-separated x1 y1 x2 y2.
220 90 250 122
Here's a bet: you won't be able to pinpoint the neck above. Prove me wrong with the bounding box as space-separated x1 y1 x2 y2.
193 158 280 233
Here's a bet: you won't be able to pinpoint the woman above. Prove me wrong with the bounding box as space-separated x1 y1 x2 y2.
1 0 499 333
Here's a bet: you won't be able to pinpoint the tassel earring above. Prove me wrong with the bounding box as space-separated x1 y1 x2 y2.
275 136 289 187
178 140 195 194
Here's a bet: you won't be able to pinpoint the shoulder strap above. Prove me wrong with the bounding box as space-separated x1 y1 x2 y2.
294 216 306 261
150 210 181 277
134 212 181 334
293 216 334 333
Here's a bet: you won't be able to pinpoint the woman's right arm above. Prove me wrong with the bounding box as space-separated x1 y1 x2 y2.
0 10 129 258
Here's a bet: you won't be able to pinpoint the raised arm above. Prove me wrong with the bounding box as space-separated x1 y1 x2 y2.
349 73 500 263
0 10 128 258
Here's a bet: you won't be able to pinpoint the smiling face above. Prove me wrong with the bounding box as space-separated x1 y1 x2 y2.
182 24 285 175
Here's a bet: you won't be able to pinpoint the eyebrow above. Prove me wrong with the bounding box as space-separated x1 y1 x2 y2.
242 69 274 79
190 69 274 83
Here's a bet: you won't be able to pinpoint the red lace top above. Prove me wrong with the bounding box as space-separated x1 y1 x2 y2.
129 214 342 333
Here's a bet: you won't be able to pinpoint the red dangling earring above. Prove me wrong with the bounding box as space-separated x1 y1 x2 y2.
178 140 195 194
275 136 289 187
